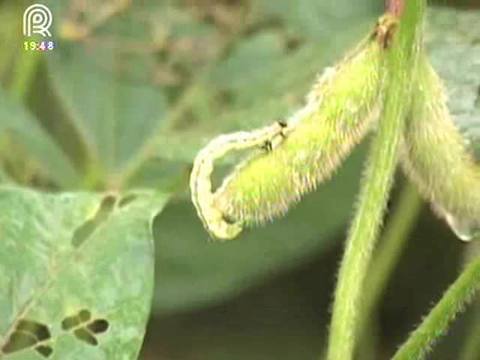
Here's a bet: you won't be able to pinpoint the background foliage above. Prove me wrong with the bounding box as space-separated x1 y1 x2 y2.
0 0 479 359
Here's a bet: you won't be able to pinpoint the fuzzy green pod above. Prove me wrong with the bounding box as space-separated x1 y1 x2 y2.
213 37 385 226
400 57 480 241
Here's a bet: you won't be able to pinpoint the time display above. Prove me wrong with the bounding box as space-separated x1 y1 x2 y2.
23 41 55 51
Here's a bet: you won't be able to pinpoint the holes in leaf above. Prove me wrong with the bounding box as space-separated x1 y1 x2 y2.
74 328 98 346
87 319 109 334
61 309 91 331
2 312 110 355
61 309 110 347
2 331 37 353
17 319 51 341
35 345 53 358
1 319 52 357
118 193 138 208
72 195 117 247
79 309 92 322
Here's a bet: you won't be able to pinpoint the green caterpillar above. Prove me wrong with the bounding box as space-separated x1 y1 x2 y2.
400 57 480 241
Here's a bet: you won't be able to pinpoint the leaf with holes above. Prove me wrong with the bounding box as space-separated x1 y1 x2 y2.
0 187 167 359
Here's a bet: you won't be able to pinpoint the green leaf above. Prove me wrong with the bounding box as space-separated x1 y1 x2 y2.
426 8 480 156
153 146 366 313
45 1 169 183
154 20 375 163
251 0 380 41
0 87 79 188
47 46 169 179
0 167 11 184
0 2 23 79
41 1 380 187
0 187 167 359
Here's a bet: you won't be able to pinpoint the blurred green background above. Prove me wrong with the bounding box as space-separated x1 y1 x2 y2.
0 0 479 359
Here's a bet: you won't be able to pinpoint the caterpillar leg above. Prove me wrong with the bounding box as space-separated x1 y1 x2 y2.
260 121 289 152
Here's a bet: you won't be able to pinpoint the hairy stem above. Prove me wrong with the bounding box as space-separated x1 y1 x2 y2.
392 254 480 360
459 302 480 360
357 184 422 355
460 243 480 360
326 1 425 359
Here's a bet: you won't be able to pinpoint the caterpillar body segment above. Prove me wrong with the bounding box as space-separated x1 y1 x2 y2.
190 122 288 240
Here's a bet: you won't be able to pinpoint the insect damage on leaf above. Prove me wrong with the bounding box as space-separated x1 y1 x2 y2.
71 195 117 247
1 318 52 358
62 309 109 347
189 17 400 240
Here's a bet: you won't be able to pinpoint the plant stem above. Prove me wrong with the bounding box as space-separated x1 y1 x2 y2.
392 255 480 360
460 242 480 360
357 184 422 340
459 303 480 360
326 1 425 359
